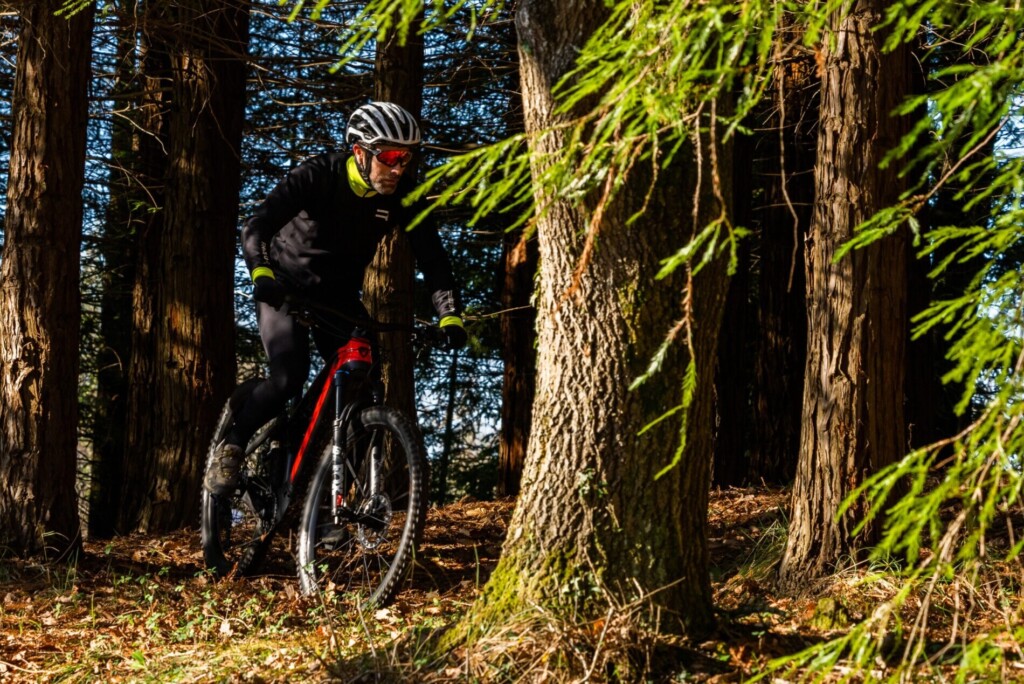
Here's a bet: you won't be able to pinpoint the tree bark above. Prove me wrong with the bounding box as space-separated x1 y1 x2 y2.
90 0 141 539
462 0 728 640
497 232 537 497
0 1 94 557
120 1 247 532
363 24 425 419
779 0 911 586
749 45 815 484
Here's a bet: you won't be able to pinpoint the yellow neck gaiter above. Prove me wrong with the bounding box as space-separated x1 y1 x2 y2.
347 156 376 198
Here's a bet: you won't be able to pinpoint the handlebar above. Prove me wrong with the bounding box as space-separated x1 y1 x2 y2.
282 296 454 351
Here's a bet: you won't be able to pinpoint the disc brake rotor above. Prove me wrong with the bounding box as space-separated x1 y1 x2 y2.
356 494 393 549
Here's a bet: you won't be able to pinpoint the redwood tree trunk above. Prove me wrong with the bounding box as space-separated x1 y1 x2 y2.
120 2 247 532
463 0 729 639
90 0 141 539
0 2 94 557
779 0 911 586
363 25 425 418
749 46 816 484
497 232 537 497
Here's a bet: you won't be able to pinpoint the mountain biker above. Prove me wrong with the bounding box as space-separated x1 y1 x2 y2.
205 101 467 496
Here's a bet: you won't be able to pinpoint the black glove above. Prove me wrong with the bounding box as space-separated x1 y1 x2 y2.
439 316 467 351
252 273 286 310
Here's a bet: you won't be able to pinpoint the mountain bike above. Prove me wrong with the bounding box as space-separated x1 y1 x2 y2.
199 299 447 607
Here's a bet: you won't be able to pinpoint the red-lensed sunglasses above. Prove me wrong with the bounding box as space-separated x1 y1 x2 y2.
363 146 414 168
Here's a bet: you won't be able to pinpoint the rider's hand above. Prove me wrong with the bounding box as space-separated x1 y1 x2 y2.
252 268 286 310
439 316 467 351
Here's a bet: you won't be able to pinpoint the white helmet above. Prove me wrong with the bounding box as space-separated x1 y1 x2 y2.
345 102 421 148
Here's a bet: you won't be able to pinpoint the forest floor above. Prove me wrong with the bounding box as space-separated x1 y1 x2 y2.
0 487 984 682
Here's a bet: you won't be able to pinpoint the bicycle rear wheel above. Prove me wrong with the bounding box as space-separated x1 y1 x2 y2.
296 406 428 607
200 380 284 577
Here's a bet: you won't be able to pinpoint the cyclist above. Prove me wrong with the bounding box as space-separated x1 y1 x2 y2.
205 101 467 496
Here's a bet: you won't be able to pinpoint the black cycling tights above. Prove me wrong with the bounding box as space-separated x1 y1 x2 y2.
224 296 375 448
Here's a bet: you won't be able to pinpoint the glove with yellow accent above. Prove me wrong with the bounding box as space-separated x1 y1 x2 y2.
438 315 467 351
251 266 286 310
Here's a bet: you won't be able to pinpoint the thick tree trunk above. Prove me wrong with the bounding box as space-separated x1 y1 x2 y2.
497 232 537 497
117 4 171 532
715 39 816 488
120 2 247 532
779 0 910 586
90 1 141 539
363 25 425 418
463 0 728 639
0 2 93 557
749 47 815 484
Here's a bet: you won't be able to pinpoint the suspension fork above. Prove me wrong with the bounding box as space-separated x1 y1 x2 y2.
331 369 373 519
330 369 383 520
367 429 384 497
330 370 349 519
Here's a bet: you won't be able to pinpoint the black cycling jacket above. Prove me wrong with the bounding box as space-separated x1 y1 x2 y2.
241 151 461 317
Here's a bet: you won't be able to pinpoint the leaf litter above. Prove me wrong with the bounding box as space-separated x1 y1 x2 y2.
0 488 1002 682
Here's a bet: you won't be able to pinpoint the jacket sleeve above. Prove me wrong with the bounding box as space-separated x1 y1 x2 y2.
240 157 326 273
405 202 462 318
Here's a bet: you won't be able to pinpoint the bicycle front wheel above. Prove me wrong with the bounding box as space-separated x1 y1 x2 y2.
296 406 428 607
